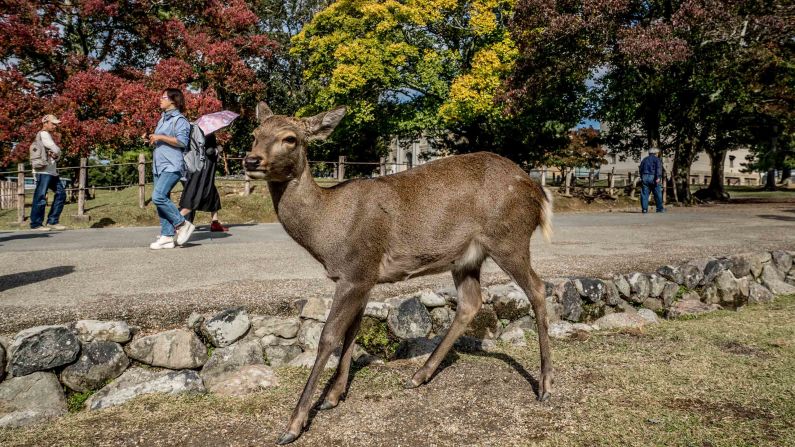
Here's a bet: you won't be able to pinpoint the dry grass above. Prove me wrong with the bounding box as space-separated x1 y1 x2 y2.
2 296 794 446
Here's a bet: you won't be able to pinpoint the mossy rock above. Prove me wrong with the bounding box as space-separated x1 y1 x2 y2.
356 317 400 360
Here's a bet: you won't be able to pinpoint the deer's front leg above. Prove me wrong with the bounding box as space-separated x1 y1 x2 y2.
319 304 366 410
277 280 372 445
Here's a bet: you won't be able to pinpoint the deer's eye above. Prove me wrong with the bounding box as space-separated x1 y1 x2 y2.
283 136 297 145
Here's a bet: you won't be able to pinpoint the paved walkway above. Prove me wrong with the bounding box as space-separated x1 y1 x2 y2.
1 203 793 332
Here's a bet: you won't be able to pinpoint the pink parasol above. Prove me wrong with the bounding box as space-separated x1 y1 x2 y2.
195 110 240 136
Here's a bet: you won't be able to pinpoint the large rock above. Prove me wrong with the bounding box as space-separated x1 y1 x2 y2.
749 252 772 278
126 329 207 369
771 250 793 275
603 280 622 306
641 297 663 313
74 320 131 343
703 284 719 304
648 274 667 298
545 296 563 322
85 368 205 411
297 320 324 351
657 265 684 285
0 342 5 383
761 264 795 295
612 274 632 298
418 290 446 308
387 297 432 339
430 306 455 335
60 341 129 392
287 351 339 369
200 308 251 348
265 345 302 367
464 305 500 339
205 365 278 396
715 271 742 305
680 264 704 290
261 334 299 347
251 316 300 339
491 283 531 320
364 301 390 320
660 282 679 308
729 254 752 278
626 273 650 303
573 278 606 303
637 308 661 324
555 280 583 322
200 340 263 391
9 325 80 377
748 282 774 304
498 317 533 347
592 312 648 330
300 297 333 322
703 259 731 285
0 372 67 428
667 300 721 319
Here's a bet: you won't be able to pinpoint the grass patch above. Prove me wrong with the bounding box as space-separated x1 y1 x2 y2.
65 390 94 413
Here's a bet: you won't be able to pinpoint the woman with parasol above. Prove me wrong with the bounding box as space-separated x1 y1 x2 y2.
179 111 239 232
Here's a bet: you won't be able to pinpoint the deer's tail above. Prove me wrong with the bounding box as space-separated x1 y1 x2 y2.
540 187 553 243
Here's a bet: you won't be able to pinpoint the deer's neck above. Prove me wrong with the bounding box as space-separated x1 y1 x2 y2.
268 167 326 252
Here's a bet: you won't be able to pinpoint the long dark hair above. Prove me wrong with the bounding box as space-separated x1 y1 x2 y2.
163 88 185 112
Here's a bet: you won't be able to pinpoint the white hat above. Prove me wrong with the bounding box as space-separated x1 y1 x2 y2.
649 147 659 154
42 114 61 124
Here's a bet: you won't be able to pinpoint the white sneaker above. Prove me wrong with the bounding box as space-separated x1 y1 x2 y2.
175 221 195 245
149 235 175 250
49 224 67 231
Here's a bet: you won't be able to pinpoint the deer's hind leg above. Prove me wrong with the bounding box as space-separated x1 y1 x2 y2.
406 266 482 388
489 245 553 401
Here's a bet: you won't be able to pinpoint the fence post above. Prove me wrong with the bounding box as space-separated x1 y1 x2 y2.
138 153 146 208
588 169 594 196
338 156 346 181
75 157 89 221
244 173 251 196
540 166 547 187
608 171 615 197
662 174 668 204
17 163 25 224
629 172 636 199
564 169 572 196
379 157 386 176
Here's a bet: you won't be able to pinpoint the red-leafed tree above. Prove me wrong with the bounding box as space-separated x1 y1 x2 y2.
0 1 277 165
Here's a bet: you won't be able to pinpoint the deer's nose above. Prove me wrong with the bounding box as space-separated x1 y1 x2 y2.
244 156 264 171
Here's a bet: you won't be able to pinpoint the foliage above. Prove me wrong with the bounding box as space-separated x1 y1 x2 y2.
546 127 606 169
66 389 94 413
0 1 277 166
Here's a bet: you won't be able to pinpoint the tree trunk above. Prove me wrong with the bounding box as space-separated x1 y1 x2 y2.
672 142 698 204
703 147 728 200
764 169 777 190
781 167 791 183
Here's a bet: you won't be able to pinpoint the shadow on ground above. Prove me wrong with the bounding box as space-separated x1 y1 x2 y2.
0 265 76 292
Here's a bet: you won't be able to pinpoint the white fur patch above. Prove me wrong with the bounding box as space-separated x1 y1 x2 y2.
457 240 485 269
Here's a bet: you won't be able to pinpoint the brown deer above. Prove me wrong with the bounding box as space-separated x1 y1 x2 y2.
244 102 553 445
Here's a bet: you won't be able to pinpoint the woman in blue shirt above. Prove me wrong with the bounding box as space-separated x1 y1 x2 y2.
144 88 196 249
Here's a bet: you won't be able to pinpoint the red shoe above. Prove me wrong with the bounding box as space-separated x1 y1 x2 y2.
210 221 229 232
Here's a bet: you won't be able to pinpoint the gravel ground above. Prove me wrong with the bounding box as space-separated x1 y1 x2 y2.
1 203 793 333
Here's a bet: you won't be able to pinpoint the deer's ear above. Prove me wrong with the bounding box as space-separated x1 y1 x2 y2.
256 101 274 124
302 106 346 141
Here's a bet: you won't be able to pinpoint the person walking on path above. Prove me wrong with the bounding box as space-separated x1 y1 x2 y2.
29 114 67 231
144 88 196 249
639 147 665 214
179 133 228 232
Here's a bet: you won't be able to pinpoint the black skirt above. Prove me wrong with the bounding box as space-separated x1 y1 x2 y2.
179 151 221 213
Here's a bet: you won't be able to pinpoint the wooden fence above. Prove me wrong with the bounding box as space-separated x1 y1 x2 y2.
1 155 660 224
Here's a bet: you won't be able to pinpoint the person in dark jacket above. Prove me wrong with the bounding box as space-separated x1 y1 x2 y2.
178 133 228 232
639 147 665 213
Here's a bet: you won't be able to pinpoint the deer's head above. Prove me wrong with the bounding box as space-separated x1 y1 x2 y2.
244 102 346 181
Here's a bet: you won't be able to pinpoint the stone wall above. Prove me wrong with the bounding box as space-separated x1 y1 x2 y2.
1 250 793 428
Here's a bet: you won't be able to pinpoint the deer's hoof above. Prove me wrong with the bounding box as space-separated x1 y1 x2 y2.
403 377 422 389
276 432 299 445
537 391 551 402
318 400 338 411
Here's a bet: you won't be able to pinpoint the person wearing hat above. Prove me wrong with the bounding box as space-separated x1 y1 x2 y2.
29 114 67 230
638 147 665 214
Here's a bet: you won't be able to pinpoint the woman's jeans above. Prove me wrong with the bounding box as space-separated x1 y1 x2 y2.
152 172 185 236
30 174 66 228
640 174 664 213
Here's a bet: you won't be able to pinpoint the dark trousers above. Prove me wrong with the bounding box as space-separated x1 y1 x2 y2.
30 173 66 228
